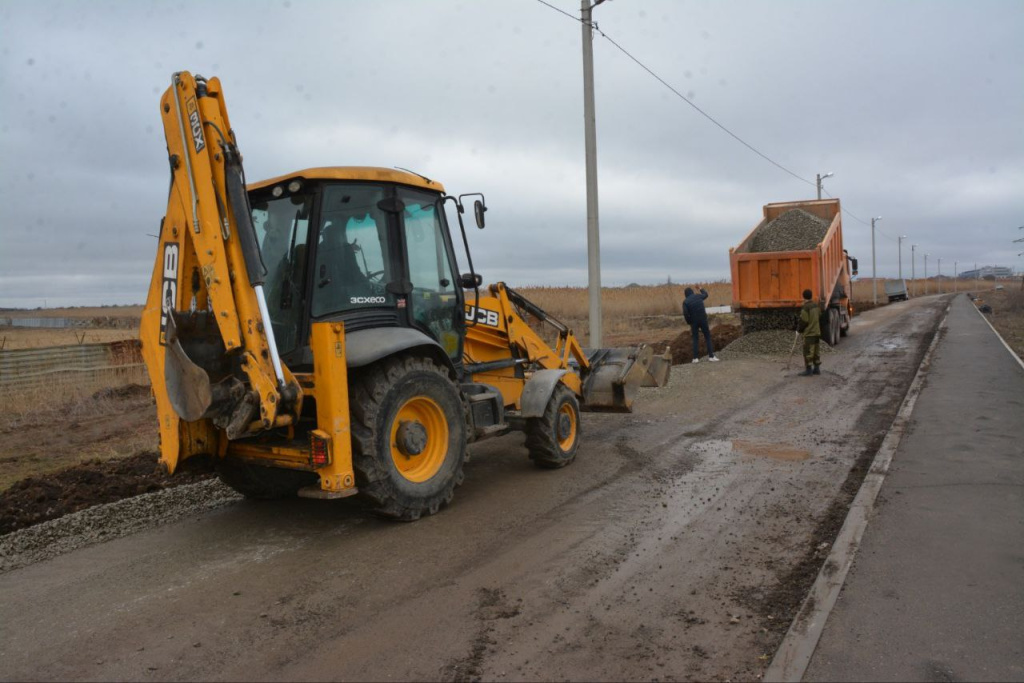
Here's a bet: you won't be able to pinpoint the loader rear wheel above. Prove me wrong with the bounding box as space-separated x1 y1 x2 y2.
215 457 317 500
349 355 466 521
525 384 580 469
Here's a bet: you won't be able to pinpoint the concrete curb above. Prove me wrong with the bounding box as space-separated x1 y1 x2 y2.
762 302 950 682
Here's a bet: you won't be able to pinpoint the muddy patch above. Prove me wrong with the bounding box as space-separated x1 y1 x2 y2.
732 440 811 462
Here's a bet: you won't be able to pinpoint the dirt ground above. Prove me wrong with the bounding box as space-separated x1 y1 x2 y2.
0 296 948 682
978 287 1024 358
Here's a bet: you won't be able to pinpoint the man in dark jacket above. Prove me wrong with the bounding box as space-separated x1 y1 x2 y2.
683 287 718 363
797 288 822 376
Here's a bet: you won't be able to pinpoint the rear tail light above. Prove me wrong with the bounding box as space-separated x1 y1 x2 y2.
310 430 331 468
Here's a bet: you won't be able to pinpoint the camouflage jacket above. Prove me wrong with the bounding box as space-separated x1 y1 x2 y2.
798 300 822 337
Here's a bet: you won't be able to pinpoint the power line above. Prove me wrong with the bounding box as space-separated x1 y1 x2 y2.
533 0 816 189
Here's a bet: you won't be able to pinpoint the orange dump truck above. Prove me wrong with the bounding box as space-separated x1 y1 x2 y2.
729 199 858 345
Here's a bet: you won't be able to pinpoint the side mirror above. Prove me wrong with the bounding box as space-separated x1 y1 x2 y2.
459 272 483 289
473 199 486 229
850 258 859 276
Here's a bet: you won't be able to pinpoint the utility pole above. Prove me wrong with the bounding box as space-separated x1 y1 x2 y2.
925 253 929 295
581 0 605 347
938 257 942 293
911 244 917 296
898 235 908 280
816 171 833 201
871 216 882 304
954 260 958 294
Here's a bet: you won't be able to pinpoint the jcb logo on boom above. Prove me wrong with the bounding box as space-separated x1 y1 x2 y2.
158 243 179 345
186 96 205 154
465 306 500 328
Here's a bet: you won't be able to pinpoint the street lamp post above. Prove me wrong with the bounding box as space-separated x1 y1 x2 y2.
898 235 908 280
925 253 929 295
954 260 958 294
938 257 942 293
911 244 917 296
816 171 833 201
580 0 606 347
871 216 882 304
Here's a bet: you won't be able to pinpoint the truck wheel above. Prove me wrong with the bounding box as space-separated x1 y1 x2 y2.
349 355 466 521
215 458 317 500
525 384 581 469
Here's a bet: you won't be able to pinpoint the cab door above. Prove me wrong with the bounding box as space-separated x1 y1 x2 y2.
397 187 464 365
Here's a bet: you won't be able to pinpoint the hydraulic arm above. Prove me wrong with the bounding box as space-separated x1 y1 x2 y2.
141 72 301 473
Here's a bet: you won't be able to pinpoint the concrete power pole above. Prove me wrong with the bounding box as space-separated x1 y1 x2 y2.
911 244 917 297
871 216 882 304
925 254 929 295
816 171 833 200
581 0 605 347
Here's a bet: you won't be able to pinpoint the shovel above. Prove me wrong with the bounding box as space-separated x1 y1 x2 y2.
785 330 801 371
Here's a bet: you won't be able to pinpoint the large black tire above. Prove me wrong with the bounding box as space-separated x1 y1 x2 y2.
216 457 317 500
348 355 466 521
525 384 581 469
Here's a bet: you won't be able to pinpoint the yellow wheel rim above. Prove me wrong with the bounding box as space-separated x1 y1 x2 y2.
556 401 578 452
390 396 449 483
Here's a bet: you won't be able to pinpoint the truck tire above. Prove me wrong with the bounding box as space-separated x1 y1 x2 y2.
348 355 466 521
525 384 581 469
216 457 317 500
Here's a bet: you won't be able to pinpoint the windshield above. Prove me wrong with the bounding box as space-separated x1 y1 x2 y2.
251 191 313 354
311 184 393 318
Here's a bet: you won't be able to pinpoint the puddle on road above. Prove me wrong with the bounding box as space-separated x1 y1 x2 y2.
731 439 811 461
691 438 811 462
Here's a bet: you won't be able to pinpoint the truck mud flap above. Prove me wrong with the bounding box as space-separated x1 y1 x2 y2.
580 345 655 413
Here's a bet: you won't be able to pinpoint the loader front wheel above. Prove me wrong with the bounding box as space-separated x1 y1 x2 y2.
215 458 317 500
525 384 581 469
349 355 466 521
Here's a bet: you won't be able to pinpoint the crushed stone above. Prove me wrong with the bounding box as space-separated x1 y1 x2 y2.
718 330 835 360
0 479 241 574
749 209 830 253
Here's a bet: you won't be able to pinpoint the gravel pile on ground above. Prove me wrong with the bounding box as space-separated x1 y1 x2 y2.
0 479 241 573
1 451 212 535
749 209 830 253
718 330 835 360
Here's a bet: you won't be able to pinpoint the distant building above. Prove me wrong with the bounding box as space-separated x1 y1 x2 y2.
958 265 1013 279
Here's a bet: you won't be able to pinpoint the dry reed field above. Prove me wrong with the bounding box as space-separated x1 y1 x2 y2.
0 327 139 350
1 305 144 319
517 282 731 319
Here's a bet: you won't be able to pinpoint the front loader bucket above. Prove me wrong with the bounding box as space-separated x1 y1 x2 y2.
580 345 655 413
642 348 672 388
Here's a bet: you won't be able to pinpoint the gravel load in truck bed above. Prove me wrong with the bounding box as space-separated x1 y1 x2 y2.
748 208 831 253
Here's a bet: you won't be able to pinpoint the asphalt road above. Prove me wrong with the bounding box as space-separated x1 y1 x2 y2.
0 296 948 682
805 295 1024 682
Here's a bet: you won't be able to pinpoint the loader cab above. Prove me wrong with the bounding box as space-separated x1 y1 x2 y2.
248 168 470 370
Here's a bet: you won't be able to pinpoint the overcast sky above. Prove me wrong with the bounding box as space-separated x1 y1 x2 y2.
1 0 1021 307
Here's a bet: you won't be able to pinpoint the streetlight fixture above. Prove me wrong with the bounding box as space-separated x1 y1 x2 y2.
871 216 882 304
816 171 834 201
581 0 607 347
898 235 908 280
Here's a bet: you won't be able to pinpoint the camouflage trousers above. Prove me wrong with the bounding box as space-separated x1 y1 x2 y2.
803 335 821 367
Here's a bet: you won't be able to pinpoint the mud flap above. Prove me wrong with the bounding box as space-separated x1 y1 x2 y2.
580 345 655 413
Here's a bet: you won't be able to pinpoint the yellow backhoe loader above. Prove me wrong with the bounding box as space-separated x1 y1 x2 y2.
141 72 670 520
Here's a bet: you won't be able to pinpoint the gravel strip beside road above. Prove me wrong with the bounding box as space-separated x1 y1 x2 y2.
718 330 835 359
0 479 241 573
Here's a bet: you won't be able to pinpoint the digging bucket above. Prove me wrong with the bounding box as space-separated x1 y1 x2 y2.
580 344 667 412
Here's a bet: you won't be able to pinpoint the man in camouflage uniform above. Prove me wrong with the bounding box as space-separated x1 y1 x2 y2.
797 288 821 376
